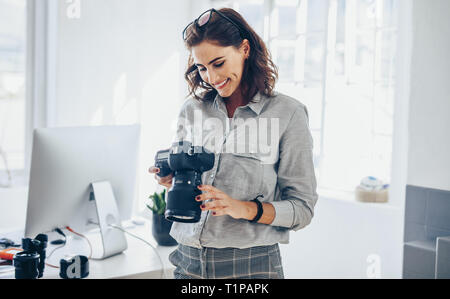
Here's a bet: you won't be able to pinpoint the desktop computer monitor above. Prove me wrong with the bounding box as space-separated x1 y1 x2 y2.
24 125 140 258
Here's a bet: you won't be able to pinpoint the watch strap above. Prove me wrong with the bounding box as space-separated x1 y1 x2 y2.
249 195 264 223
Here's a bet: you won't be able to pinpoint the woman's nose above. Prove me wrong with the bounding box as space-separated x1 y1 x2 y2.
207 70 219 86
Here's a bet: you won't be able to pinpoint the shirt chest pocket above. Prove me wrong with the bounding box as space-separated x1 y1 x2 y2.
213 152 264 201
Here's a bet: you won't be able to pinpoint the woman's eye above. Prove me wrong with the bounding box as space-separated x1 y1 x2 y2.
197 61 224 72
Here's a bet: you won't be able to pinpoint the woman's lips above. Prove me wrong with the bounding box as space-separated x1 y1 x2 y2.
215 79 229 89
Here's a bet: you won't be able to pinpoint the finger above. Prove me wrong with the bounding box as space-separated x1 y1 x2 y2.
197 185 226 199
154 175 171 186
210 206 228 216
197 184 220 193
149 166 160 174
211 209 226 216
201 201 227 212
196 191 226 202
201 201 222 210
196 193 214 201
160 176 173 183
156 179 171 188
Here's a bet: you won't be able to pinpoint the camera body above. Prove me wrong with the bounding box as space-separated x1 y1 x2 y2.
155 141 214 223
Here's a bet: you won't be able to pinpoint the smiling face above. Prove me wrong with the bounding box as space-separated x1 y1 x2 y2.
191 40 249 99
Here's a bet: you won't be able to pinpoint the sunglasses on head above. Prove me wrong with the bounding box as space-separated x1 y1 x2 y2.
182 8 245 41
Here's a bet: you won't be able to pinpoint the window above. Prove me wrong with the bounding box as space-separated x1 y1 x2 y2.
215 0 398 195
0 0 27 188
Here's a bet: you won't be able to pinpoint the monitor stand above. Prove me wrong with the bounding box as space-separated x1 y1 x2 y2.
90 181 128 259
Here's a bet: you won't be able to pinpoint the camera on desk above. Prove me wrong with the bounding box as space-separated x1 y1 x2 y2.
13 234 47 279
155 141 215 223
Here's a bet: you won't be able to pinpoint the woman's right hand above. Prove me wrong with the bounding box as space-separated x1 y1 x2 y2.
148 166 173 188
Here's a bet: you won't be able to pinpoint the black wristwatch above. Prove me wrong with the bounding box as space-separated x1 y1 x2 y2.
248 195 264 223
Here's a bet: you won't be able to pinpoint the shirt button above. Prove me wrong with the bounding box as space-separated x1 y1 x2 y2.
210 174 214 178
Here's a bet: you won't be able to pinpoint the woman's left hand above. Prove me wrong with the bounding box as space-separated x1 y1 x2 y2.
195 185 251 220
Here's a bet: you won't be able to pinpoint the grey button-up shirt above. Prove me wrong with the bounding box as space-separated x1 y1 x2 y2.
169 91 318 249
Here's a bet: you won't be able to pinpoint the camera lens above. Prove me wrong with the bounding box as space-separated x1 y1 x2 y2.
165 188 202 222
13 251 40 279
165 171 202 223
155 141 215 223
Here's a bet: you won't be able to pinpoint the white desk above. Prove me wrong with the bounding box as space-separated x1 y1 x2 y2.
0 219 176 279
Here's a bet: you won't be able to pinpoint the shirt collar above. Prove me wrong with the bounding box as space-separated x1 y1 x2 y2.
213 91 266 116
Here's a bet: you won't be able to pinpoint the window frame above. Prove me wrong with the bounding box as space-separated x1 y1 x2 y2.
1 0 59 187
214 0 398 196
0 0 29 186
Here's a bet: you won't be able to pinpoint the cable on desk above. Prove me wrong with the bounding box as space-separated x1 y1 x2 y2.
45 227 68 269
108 224 166 279
66 226 93 259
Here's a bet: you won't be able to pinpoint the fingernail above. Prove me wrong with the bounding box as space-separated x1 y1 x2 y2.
198 185 203 189
155 168 160 173
212 212 216 215
201 204 205 209
196 196 201 201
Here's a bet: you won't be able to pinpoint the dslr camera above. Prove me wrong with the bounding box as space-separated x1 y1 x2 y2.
155 141 214 223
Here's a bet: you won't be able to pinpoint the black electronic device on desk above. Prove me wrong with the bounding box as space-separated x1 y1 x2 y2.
13 234 48 279
0 238 21 249
0 231 89 279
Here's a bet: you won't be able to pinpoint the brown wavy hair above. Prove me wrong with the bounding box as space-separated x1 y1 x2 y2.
183 8 278 102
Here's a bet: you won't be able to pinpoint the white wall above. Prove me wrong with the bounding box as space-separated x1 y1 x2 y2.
1 0 193 228
406 0 450 190
52 0 192 212
53 0 188 126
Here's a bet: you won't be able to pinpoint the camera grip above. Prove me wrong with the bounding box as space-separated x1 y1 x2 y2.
155 160 172 177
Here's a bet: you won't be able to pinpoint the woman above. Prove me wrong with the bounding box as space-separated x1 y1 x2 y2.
149 7 318 279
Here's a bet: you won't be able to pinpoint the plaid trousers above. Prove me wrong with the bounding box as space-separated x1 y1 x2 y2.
168 243 284 279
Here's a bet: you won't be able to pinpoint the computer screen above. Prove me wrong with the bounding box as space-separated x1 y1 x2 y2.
25 125 140 238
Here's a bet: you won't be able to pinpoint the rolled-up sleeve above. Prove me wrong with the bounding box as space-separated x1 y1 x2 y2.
270 105 318 231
